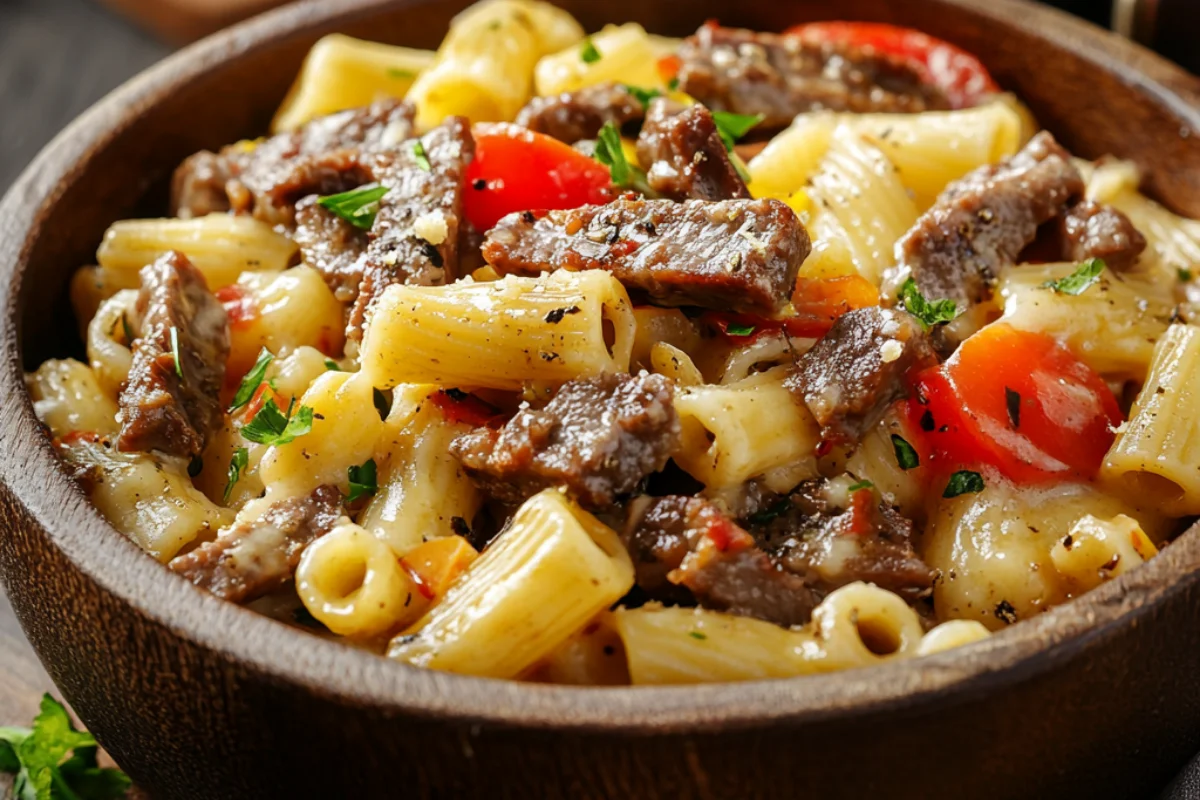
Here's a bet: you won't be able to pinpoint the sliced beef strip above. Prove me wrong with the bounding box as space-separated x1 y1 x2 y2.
482 197 808 314
1059 199 1147 271
785 306 936 444
677 24 951 131
451 371 680 510
169 485 345 604
515 82 645 144
635 99 750 202
893 131 1085 309
347 116 475 339
171 99 415 226
623 495 818 627
292 196 368 304
749 481 936 602
117 251 229 459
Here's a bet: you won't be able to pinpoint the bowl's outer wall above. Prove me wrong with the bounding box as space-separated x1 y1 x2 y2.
3 0 1200 798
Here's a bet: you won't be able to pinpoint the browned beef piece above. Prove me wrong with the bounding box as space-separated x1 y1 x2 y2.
677 24 951 131
169 485 345 604
515 82 644 143
750 481 935 601
895 131 1084 308
451 372 679 510
347 116 475 339
483 197 808 313
635 100 750 202
624 495 818 627
1060 199 1147 271
171 99 415 226
292 196 367 303
117 252 229 459
785 307 936 444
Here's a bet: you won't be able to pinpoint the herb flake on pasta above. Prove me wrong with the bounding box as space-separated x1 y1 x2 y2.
580 37 601 64
317 183 389 230
943 470 985 498
386 67 416 79
847 479 874 492
241 397 314 446
224 447 249 503
898 278 957 328
347 459 378 503
412 140 432 172
323 358 342 371
622 84 661 110
725 323 755 337
891 434 920 470
1041 257 1105 295
230 348 274 413
595 121 632 185
120 312 134 344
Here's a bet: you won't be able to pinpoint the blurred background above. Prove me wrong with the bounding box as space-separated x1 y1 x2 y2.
0 0 1197 192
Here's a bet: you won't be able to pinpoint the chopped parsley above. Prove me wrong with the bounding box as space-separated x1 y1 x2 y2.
224 447 249 503
688 631 707 640
120 312 134 344
725 323 756 337
241 397 314 447
169 326 183 379
899 278 957 329
317 183 389 230
891 434 920 471
0 694 130 800
1042 257 1105 295
711 111 764 152
347 459 378 503
580 37 601 64
667 77 680 91
1179 268 1194 282
595 121 632 185
229 348 274 413
1005 387 1021 429
323 358 342 371
748 499 791 525
847 479 874 492
386 67 416 79
412 139 431 172
943 470 985 498
622 84 661 110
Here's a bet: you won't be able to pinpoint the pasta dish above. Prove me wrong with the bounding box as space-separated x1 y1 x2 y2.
28 0 1200 685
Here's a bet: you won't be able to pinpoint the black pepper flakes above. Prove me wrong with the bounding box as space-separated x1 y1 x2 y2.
472 178 487 190
421 242 444 268
994 600 1018 625
521 211 536 224
450 516 472 537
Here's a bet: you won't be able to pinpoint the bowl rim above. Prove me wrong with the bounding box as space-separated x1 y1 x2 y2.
3 0 1200 733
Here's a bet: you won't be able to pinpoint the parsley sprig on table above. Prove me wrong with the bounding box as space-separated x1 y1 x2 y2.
0 695 130 800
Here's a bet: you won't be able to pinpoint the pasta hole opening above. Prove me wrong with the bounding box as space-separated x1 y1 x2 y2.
601 314 617 361
322 558 369 602
856 614 902 657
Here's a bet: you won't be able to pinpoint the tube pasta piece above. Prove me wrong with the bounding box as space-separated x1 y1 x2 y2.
407 0 583 127
673 366 821 490
1103 324 1200 515
96 215 298 291
388 489 634 678
70 266 126 339
361 270 634 392
296 522 423 638
194 419 266 509
630 306 702 372
614 583 923 685
27 360 120 439
712 332 812 386
271 34 436 133
535 23 666 97
85 290 137 399
525 612 629 685
360 387 482 557
1050 514 1158 596
649 343 703 388
997 261 1172 383
59 438 233 562
747 112 838 201
844 411 926 521
806 130 918 286
259 371 387 501
916 620 991 657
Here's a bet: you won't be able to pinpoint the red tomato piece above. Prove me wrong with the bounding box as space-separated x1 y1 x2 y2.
429 389 501 428
657 54 682 84
791 275 881 336
787 21 999 108
215 284 259 330
908 324 1121 483
463 123 614 232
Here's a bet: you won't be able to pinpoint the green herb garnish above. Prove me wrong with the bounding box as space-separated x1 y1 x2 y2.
241 398 314 447
169 326 183 379
725 323 756 337
899 278 958 329
595 121 631 185
412 140 431 172
120 313 134 345
943 470 985 498
667 77 680 91
224 447 249 503
229 348 274 413
688 631 707 640
0 694 131 800
622 84 661 110
748 499 791 525
317 183 389 230
386 67 416 79
1179 268 1194 283
323 358 342 372
1042 258 1105 296
580 37 601 64
711 111 764 152
891 434 920 471
347 458 378 503
847 479 874 492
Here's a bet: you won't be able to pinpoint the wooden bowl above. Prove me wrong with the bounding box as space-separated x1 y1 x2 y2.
2 1 1200 797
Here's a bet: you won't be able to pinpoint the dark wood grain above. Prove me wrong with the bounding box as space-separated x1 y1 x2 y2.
3 2 1200 799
